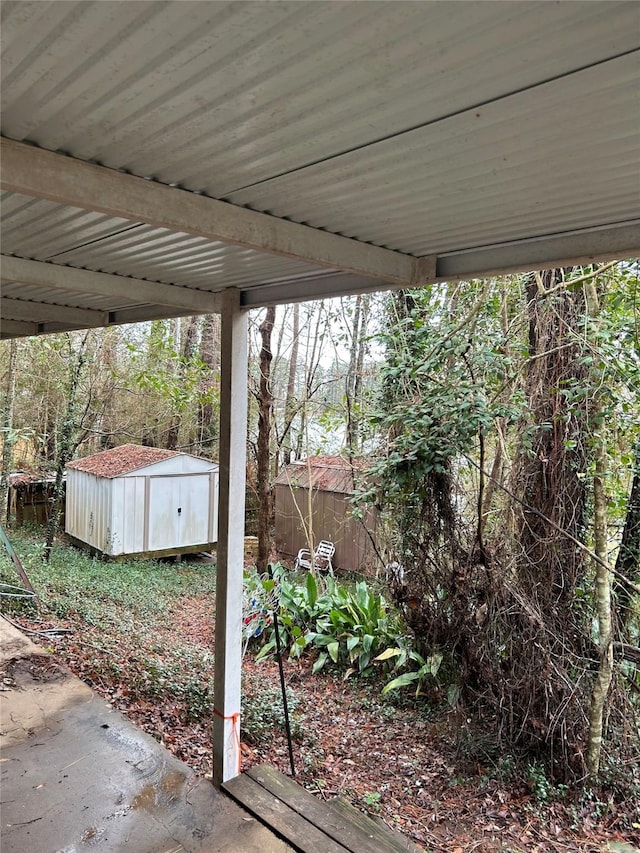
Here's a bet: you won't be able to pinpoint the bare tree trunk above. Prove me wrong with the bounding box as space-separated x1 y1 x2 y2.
296 304 324 459
345 295 362 454
44 333 90 562
0 339 18 523
353 294 370 431
585 278 614 779
166 315 199 450
256 307 276 573
198 313 220 457
281 303 300 469
344 293 371 456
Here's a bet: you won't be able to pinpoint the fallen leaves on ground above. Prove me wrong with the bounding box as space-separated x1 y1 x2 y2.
24 592 640 853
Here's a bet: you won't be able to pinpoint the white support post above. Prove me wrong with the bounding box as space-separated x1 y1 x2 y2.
213 288 248 786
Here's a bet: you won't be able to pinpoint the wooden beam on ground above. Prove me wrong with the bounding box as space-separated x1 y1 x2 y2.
1 139 424 286
1 255 222 314
213 288 248 786
224 765 421 853
224 774 345 853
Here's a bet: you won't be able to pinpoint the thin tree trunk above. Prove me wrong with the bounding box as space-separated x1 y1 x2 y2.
198 313 220 457
586 437 614 776
585 278 613 778
256 307 276 573
353 294 370 436
282 303 300 468
296 304 324 459
345 295 362 454
0 339 18 523
44 333 90 562
166 315 199 450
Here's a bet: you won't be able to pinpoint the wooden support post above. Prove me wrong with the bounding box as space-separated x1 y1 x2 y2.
213 288 248 786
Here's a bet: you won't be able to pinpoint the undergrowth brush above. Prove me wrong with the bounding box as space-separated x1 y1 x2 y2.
0 528 217 721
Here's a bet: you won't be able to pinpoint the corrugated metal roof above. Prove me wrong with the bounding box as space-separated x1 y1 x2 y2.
227 52 638 255
1 1 638 336
0 194 331 290
67 444 183 478
274 456 367 495
3 1 637 200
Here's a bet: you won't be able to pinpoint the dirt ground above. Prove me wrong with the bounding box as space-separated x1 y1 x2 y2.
18 593 640 853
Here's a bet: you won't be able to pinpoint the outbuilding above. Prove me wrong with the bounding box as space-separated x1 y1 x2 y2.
65 445 219 559
273 456 380 574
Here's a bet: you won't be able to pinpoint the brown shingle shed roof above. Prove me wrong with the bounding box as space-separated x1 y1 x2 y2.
67 445 181 479
273 456 367 495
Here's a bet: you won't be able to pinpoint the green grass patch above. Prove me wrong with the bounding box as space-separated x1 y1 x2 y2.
0 528 216 628
0 528 217 721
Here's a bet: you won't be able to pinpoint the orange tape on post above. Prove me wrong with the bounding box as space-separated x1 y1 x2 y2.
213 707 242 774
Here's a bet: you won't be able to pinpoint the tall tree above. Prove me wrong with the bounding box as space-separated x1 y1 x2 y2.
166 315 200 450
256 307 276 573
197 313 220 457
345 294 371 455
584 275 614 777
44 332 90 562
0 339 18 521
280 303 300 470
614 439 640 633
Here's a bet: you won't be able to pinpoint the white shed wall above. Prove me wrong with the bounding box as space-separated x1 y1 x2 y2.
121 455 214 477
65 468 113 552
110 476 147 556
66 457 219 557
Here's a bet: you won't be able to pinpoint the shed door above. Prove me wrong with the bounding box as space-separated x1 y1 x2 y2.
148 475 210 551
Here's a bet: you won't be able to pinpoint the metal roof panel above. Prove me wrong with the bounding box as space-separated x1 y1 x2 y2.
1 1 639 335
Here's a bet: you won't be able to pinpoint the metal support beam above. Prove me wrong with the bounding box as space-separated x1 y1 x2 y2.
436 222 640 281
1 255 223 314
239 264 436 308
1 138 421 286
213 288 248 786
1 297 105 327
0 319 38 338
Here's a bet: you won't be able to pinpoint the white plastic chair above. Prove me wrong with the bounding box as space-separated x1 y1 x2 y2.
294 540 335 576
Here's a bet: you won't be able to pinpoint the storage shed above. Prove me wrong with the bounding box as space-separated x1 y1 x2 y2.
65 445 219 558
8 471 62 527
273 456 380 574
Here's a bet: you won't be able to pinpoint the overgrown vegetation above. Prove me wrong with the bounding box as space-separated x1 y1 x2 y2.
0 530 217 722
353 267 640 791
1 263 638 823
2 528 639 845
244 564 412 677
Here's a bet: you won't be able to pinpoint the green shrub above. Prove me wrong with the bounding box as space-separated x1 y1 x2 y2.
245 564 407 677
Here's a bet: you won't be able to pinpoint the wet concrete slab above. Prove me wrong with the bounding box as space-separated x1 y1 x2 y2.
0 616 291 853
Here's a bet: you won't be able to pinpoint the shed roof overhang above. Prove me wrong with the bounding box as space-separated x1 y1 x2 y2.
1 0 639 338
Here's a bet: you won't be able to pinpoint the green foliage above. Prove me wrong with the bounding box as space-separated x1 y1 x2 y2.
526 762 569 804
361 285 522 502
241 669 304 744
376 647 444 697
127 321 216 414
0 531 215 624
0 529 217 721
247 564 406 677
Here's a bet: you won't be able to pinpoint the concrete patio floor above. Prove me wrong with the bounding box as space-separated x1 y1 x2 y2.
0 616 292 853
